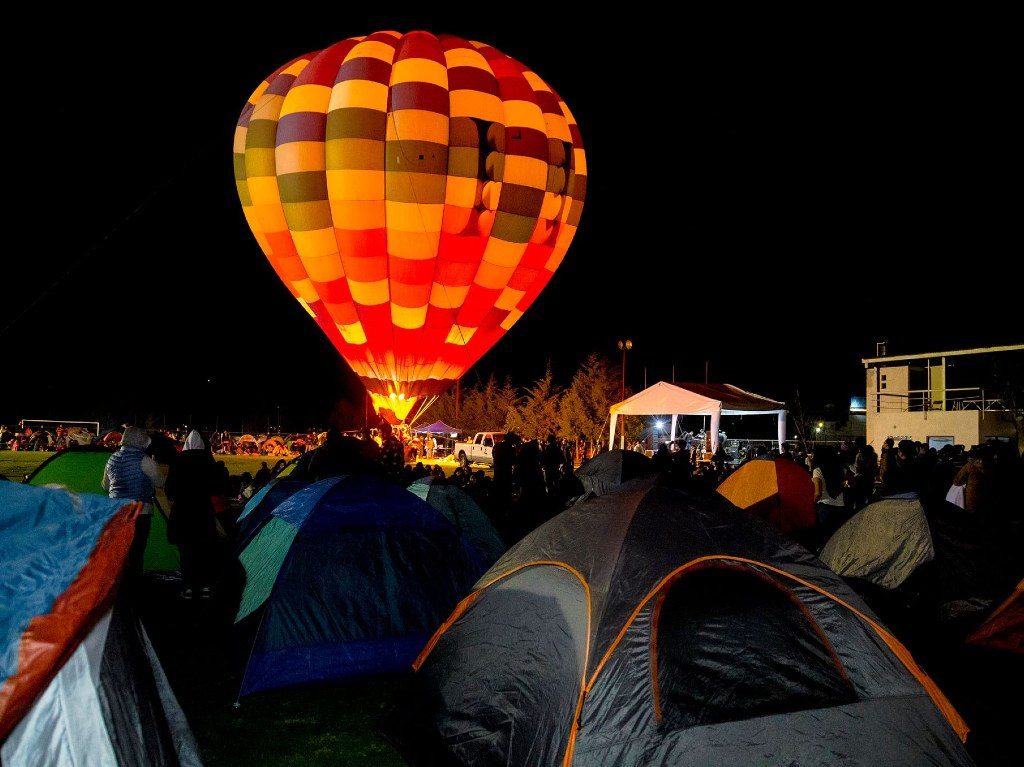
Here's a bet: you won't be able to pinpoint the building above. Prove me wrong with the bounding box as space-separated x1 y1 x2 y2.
861 344 1023 449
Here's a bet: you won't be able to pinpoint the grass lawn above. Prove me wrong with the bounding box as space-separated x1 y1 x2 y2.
189 681 406 767
0 451 284 482
139 574 407 767
217 454 286 477
0 451 49 481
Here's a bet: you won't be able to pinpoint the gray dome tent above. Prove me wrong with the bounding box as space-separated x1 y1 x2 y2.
390 485 970 766
574 449 655 496
820 494 935 590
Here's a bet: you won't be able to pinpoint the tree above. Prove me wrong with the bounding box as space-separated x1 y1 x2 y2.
560 353 619 444
995 357 1024 453
789 390 815 453
426 387 458 429
498 377 524 434
518 363 562 440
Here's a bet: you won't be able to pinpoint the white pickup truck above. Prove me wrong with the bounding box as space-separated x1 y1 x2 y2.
454 432 506 467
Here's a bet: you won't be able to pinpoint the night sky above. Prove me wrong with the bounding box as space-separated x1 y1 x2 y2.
4 11 1020 430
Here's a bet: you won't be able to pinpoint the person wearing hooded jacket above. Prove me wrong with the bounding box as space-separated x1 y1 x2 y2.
102 425 164 501
166 430 219 599
102 426 165 589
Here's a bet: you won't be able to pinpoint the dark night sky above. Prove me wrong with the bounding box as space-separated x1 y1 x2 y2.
3 10 1020 430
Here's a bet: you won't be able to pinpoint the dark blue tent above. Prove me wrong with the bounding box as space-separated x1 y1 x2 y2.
234 475 487 697
408 477 506 564
235 477 308 548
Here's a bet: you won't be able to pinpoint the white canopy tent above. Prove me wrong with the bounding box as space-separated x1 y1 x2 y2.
609 381 787 453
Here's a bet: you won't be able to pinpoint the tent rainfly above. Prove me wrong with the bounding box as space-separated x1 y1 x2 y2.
609 382 787 452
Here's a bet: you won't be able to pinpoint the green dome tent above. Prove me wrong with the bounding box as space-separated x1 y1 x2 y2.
26 448 179 571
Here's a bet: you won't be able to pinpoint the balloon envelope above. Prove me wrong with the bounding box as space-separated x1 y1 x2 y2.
234 31 587 419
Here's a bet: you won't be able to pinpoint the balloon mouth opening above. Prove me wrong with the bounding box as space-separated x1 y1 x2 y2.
371 391 417 421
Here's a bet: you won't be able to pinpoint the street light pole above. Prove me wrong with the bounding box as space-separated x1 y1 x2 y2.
617 339 633 402
616 339 632 449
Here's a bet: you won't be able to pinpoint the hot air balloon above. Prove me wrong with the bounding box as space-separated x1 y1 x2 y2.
234 30 586 421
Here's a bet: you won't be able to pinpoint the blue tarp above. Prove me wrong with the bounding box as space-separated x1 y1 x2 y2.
0 483 125 681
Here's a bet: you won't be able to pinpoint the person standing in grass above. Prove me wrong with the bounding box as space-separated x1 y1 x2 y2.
166 430 219 600
102 426 164 585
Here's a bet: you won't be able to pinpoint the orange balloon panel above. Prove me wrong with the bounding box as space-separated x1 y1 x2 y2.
234 31 587 413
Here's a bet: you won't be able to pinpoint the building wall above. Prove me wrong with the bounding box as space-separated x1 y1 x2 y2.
981 412 1017 442
866 365 909 411
866 410 980 448
881 364 908 397
928 362 946 408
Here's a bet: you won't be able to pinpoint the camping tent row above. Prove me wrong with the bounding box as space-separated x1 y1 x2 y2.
390 483 971 765
609 382 787 453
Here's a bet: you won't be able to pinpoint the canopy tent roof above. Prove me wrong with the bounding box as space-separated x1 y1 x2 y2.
611 382 785 417
411 420 458 435
610 382 787 451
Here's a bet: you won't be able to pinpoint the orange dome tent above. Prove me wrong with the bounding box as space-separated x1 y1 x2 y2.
234 31 586 421
967 580 1023 653
717 458 815 533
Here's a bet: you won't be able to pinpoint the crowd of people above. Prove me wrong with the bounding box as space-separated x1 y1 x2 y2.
1 424 71 451
29 413 1023 604
802 437 1020 534
0 423 307 457
630 431 1022 548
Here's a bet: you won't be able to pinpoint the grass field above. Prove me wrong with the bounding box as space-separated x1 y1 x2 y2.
0 451 48 481
0 451 283 482
138 572 407 767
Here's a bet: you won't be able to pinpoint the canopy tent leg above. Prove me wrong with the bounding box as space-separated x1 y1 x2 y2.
670 414 678 442
777 412 787 452
710 409 721 454
609 413 618 450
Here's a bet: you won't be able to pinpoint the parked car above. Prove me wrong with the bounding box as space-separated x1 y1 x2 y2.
453 432 506 467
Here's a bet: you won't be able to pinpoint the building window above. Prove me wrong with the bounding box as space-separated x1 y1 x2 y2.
881 383 887 389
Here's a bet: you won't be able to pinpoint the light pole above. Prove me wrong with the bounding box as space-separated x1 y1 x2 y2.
616 339 632 450
617 339 632 402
